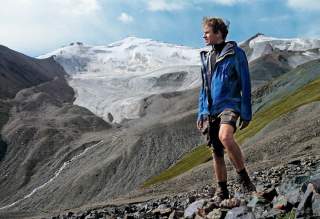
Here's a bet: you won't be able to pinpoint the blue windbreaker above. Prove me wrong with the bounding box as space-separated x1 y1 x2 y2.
197 41 252 122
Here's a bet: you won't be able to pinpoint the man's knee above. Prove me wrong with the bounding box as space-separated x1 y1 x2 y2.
219 134 234 146
219 125 235 147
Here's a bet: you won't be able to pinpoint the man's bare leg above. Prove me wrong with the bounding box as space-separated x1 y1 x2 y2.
218 123 256 193
212 152 227 182
218 124 245 172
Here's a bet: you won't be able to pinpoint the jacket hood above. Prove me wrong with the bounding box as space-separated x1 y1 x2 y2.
219 41 237 57
200 41 237 63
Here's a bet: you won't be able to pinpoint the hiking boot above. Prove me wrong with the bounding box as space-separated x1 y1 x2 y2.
239 178 256 194
237 169 256 194
212 186 229 204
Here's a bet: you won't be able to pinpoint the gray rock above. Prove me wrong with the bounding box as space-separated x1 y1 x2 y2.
152 207 172 216
247 195 268 209
296 183 314 218
202 201 217 214
312 192 320 217
261 208 285 219
194 214 205 219
272 195 289 210
123 214 135 219
169 210 184 219
187 195 197 204
310 178 320 193
294 175 310 185
206 208 227 219
84 213 98 219
251 205 266 219
286 189 301 206
184 199 206 219
225 206 255 219
107 112 114 122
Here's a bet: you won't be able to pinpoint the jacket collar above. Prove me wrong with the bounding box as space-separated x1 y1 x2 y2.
216 41 237 61
200 41 237 64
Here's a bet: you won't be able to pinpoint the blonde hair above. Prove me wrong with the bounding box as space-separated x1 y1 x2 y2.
202 17 229 40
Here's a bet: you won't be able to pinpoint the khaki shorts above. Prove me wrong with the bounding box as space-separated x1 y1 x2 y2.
206 108 239 157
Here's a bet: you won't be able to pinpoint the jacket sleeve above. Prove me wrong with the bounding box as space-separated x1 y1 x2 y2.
197 87 205 121
198 51 210 121
235 49 252 121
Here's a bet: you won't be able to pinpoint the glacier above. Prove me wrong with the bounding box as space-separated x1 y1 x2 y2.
38 37 202 123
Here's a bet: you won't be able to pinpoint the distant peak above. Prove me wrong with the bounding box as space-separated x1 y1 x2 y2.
255 33 265 37
239 33 266 46
69 42 84 46
122 36 146 40
118 36 153 43
107 36 153 48
248 33 265 41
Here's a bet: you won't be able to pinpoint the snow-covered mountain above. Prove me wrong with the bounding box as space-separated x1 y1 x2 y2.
38 35 320 123
38 37 200 75
38 37 202 123
246 34 320 66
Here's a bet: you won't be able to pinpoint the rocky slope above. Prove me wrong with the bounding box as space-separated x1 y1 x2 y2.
0 45 67 99
252 58 320 113
29 155 320 219
0 46 114 213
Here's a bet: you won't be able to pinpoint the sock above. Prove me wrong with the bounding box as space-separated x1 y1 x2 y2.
218 181 228 191
237 168 247 175
237 168 250 182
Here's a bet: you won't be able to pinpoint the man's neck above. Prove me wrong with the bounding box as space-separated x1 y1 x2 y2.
212 41 226 54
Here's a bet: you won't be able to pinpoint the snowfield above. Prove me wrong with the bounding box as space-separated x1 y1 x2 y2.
38 37 202 123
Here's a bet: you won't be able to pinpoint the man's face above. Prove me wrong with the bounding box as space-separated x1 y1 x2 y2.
203 24 224 46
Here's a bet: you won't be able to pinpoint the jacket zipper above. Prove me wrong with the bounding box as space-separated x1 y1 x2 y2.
204 49 235 115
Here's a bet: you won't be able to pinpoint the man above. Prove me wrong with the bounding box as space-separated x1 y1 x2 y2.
197 17 256 202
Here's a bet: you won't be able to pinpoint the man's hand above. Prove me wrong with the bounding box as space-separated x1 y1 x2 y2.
239 119 250 130
197 119 203 130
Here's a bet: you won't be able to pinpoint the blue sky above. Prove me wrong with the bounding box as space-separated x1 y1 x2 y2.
1 0 320 57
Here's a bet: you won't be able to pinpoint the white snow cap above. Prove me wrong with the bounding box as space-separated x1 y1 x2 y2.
39 36 201 75
247 34 320 62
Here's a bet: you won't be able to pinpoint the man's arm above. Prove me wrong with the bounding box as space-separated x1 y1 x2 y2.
198 51 209 129
235 48 252 124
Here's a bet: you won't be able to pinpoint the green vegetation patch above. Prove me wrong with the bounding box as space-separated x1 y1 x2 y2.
278 209 296 219
143 145 212 187
236 77 320 144
143 76 320 187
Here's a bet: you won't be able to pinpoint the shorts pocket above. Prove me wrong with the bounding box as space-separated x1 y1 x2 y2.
218 109 239 124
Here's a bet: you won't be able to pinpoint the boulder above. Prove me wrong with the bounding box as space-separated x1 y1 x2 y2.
206 209 228 219
296 183 314 218
225 206 255 219
184 199 206 219
312 191 320 217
